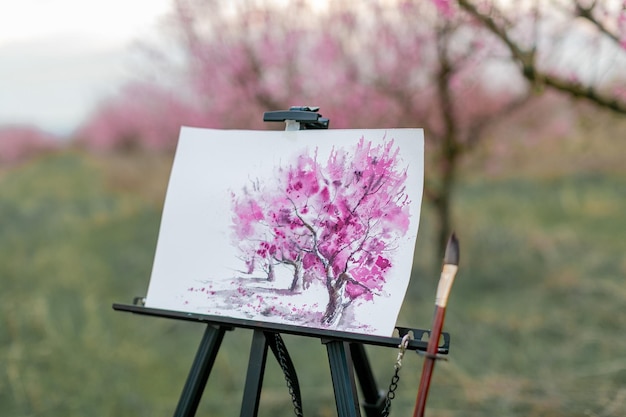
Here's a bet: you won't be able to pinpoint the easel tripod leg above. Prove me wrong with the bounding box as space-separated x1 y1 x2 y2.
240 329 270 417
325 340 362 417
174 325 226 417
350 343 385 417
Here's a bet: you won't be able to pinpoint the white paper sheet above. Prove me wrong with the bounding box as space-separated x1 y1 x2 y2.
145 127 424 336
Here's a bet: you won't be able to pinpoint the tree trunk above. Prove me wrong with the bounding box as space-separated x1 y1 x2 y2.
267 262 275 282
288 261 303 292
321 273 348 327
433 27 460 261
432 188 453 261
429 143 458 261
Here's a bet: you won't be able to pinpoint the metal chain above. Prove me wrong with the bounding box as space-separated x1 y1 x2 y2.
273 333 304 417
381 334 410 417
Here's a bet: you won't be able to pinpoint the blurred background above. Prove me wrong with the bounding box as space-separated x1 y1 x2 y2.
1 0 625 416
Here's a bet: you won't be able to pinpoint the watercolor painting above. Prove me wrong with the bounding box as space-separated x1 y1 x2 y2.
145 127 424 336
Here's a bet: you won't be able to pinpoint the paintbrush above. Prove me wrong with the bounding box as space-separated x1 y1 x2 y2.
413 233 460 417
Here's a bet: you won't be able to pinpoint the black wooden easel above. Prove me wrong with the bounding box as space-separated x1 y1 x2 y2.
112 303 449 417
113 108 451 417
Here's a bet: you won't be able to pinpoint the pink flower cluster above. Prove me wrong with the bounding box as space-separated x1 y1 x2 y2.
0 125 59 164
231 137 411 317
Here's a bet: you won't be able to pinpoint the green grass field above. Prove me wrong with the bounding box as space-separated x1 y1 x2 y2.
1 138 625 416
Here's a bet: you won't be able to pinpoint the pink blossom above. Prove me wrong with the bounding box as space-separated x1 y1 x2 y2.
74 83 205 152
0 125 59 164
432 0 454 18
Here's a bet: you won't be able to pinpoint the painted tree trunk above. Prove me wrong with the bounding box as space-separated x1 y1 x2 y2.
288 261 303 292
321 273 349 327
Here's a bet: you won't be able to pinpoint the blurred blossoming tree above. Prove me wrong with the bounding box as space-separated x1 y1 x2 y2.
78 0 625 256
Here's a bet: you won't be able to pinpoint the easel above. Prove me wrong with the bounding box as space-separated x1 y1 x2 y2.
113 107 451 417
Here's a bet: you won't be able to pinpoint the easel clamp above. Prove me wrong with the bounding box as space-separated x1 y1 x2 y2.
263 106 330 130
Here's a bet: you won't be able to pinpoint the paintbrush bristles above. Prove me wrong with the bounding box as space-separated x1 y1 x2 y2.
443 232 460 266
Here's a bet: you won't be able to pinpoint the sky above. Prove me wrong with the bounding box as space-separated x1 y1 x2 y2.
0 0 173 136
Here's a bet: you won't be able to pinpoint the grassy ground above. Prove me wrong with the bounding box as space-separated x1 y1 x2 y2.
1 130 625 416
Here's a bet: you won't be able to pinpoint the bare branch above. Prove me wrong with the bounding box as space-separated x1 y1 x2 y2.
574 0 621 45
457 0 626 115
457 0 536 70
465 90 534 149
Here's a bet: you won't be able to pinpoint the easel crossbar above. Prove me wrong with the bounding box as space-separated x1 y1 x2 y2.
112 303 450 417
112 304 449 353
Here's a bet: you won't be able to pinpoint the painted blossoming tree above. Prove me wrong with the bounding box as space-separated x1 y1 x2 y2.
231 137 411 327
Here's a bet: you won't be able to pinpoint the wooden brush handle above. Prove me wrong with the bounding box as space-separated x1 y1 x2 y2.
413 306 446 417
